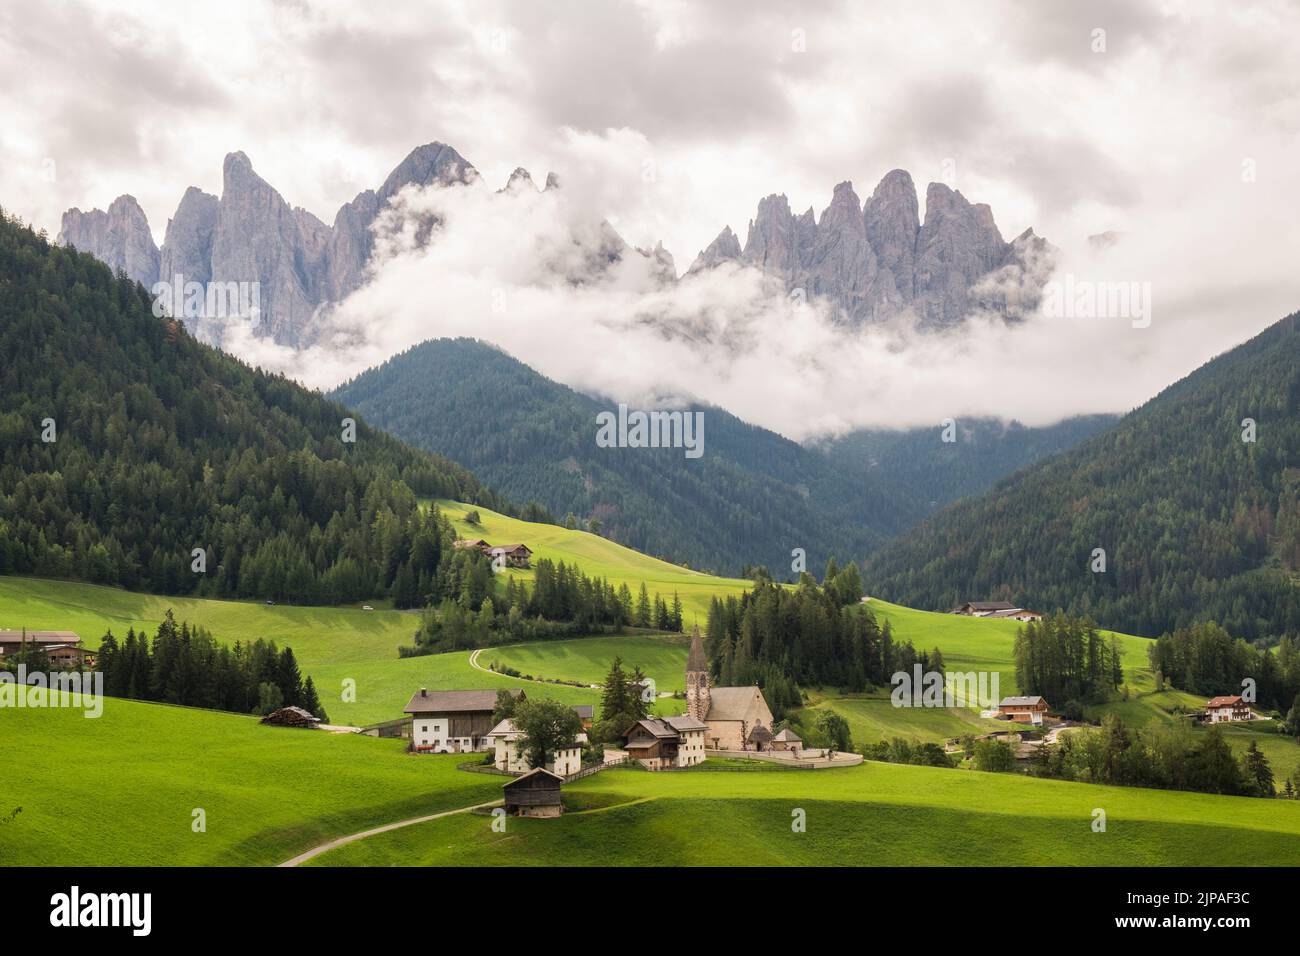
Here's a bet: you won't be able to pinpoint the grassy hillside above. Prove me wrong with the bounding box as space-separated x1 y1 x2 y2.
0 698 502 866
8 697 1300 867
435 499 753 623
308 763 1300 867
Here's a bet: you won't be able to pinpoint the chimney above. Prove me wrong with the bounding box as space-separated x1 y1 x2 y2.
420 687 428 697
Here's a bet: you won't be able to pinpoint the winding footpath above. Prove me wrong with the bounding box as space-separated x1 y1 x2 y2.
277 799 502 867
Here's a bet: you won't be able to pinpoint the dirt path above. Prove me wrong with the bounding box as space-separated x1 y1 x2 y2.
277 799 502 867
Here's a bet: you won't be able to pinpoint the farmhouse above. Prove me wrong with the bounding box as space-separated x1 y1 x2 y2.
1204 695 1253 723
623 715 709 769
487 544 532 568
484 718 585 776
572 704 594 730
0 630 93 668
405 688 524 753
951 601 1016 616
685 627 776 750
502 767 565 817
998 695 1050 724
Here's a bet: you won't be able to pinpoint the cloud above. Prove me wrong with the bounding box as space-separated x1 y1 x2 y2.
225 172 1293 442
3 0 1299 440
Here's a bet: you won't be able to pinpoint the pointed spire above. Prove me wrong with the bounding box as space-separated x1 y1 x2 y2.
687 625 707 673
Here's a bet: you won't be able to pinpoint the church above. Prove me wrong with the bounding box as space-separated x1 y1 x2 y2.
685 626 775 751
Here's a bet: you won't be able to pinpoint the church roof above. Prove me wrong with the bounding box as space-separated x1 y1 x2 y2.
706 686 771 723
686 626 707 672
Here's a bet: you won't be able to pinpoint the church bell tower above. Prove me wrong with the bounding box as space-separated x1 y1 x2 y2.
686 625 711 722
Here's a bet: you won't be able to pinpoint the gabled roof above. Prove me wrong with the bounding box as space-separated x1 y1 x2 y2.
0 630 82 645
485 719 522 738
706 686 771 722
773 728 802 742
1206 695 1245 708
502 767 563 789
626 718 677 739
953 601 1016 612
488 544 532 555
404 688 521 714
664 714 708 733
572 705 594 719
999 696 1046 707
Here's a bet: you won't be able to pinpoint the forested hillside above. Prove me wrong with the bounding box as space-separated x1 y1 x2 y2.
331 338 1109 575
0 212 505 603
867 312 1300 641
331 338 895 574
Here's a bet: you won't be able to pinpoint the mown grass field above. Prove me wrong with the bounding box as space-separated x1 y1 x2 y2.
487 632 694 693
308 762 1300 867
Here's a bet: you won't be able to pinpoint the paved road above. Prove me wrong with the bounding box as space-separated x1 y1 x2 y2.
277 799 503 867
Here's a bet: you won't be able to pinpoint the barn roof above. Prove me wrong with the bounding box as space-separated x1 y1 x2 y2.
999 696 1046 707
503 767 563 789
0 630 81 645
404 688 521 714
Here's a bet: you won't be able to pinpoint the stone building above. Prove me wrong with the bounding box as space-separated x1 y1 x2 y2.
685 627 775 751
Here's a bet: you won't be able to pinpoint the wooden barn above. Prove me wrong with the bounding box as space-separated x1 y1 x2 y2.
502 767 564 817
260 706 321 728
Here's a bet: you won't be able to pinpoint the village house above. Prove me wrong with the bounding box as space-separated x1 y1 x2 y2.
623 714 709 769
1204 695 1253 723
484 715 587 777
453 538 493 553
502 767 564 817
950 602 1042 621
487 544 533 569
572 704 594 730
0 630 93 668
997 695 1051 724
684 627 776 751
405 688 523 753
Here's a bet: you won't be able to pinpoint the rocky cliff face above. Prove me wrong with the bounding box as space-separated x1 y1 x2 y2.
58 195 159 288
59 142 480 347
62 149 1051 347
690 169 1051 329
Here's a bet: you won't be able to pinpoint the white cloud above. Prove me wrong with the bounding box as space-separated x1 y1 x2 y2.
4 0 1299 438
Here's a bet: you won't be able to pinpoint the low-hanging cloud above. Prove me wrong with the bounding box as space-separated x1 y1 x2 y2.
226 170 1295 443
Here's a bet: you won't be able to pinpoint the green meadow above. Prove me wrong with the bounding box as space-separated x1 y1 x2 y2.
0 698 502 867
308 762 1300 867
8 697 1300 868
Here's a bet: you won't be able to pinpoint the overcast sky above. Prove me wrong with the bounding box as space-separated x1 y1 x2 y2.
3 0 1298 438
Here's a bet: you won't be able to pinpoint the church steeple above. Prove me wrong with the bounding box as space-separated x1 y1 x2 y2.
686 625 711 721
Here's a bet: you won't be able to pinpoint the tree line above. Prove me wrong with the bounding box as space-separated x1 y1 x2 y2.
409 557 684 653
58 610 328 719
1148 621 1300 714
1012 613 1124 716
704 564 945 720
